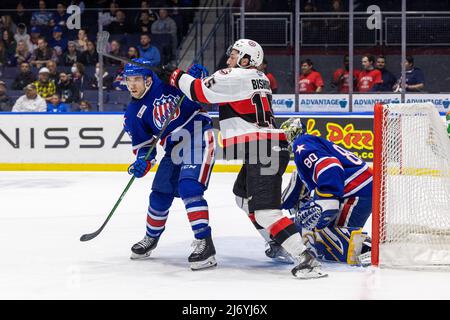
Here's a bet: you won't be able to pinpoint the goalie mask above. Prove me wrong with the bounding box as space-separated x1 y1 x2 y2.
226 39 264 68
280 117 306 145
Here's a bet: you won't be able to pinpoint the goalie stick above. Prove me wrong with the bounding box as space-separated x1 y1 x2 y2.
80 32 185 241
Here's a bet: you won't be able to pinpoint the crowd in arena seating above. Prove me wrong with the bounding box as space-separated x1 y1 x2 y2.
298 55 425 94
0 0 198 112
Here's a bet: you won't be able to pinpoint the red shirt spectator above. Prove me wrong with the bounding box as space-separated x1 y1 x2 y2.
298 59 324 93
331 55 360 93
357 55 382 92
266 73 278 93
357 69 382 92
333 69 360 93
257 58 278 93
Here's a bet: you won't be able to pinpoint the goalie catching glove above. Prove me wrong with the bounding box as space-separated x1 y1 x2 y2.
128 158 155 178
296 197 340 231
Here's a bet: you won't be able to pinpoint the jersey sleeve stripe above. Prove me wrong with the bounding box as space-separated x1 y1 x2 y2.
313 157 343 183
192 79 209 103
343 168 373 197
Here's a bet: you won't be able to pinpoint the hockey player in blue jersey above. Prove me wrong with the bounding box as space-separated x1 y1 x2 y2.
123 58 217 270
278 117 373 266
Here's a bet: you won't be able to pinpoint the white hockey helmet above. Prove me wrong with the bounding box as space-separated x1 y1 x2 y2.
228 39 264 68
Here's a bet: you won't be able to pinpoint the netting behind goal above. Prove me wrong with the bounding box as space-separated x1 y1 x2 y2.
372 102 450 268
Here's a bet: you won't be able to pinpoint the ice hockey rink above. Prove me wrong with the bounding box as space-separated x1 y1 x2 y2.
1 171 450 300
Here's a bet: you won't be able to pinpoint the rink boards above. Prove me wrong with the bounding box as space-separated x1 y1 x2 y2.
0 112 445 172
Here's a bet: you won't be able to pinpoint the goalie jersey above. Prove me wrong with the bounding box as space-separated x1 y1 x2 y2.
176 67 287 152
292 134 372 199
124 72 211 159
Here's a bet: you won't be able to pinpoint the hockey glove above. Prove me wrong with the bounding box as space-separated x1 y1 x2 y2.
296 198 340 231
187 63 209 79
158 63 184 88
128 158 154 178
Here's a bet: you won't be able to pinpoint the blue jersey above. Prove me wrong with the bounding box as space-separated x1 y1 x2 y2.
293 134 372 199
124 72 211 160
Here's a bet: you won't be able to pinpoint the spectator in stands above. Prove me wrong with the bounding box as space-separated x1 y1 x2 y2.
298 59 324 93
60 41 81 66
47 93 69 112
107 10 130 35
232 0 262 12
89 62 113 90
12 62 35 90
393 55 425 92
99 1 120 27
11 40 31 67
29 26 41 53
257 58 278 93
57 71 80 103
137 33 161 66
78 100 93 112
74 29 89 52
0 41 6 68
46 60 59 83
1 15 15 34
112 45 139 91
71 62 91 97
54 2 70 29
0 81 13 112
80 40 98 66
376 55 397 92
49 25 68 59
12 83 47 112
3 30 17 61
151 9 178 55
331 54 360 93
30 37 57 69
12 3 32 29
137 10 156 34
33 67 56 102
356 55 382 92
14 23 32 52
105 39 123 66
30 0 55 33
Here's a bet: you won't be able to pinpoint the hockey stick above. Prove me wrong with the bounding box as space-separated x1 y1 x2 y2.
80 95 185 242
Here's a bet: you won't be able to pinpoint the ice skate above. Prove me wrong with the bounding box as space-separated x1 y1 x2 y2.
130 235 159 260
265 240 295 264
291 250 328 279
188 236 217 271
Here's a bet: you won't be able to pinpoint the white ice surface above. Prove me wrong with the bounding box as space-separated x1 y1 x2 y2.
1 171 450 300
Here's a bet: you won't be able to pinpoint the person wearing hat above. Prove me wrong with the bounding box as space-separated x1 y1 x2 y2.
11 83 47 112
14 23 33 53
49 25 68 58
33 67 57 102
29 26 41 53
0 81 13 112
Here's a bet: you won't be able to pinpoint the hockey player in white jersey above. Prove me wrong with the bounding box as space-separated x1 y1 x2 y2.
160 39 327 279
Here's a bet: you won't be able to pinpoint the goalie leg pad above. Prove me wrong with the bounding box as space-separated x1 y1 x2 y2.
302 226 370 265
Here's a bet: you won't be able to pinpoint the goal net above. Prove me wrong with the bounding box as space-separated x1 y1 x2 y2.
372 102 450 268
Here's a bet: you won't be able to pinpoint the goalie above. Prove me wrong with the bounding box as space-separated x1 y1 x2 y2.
276 118 373 265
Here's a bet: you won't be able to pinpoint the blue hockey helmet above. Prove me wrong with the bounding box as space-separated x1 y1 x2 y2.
123 58 154 78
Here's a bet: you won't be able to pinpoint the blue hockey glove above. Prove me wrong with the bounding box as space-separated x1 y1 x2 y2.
296 198 340 230
187 63 209 79
128 158 154 178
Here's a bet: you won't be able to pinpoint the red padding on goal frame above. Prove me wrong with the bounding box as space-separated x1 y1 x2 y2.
371 103 384 266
